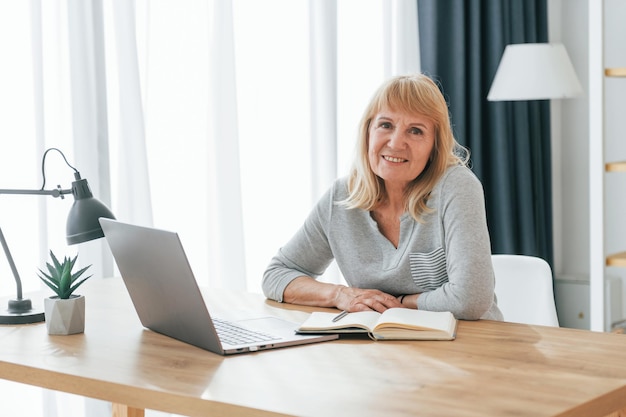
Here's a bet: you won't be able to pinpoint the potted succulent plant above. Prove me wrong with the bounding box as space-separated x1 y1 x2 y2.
38 251 92 335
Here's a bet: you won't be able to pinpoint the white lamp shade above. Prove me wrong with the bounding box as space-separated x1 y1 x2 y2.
487 43 583 101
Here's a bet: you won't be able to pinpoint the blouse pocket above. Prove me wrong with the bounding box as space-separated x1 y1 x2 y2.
409 247 448 291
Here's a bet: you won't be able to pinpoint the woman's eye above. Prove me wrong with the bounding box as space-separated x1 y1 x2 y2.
379 122 392 129
410 127 423 135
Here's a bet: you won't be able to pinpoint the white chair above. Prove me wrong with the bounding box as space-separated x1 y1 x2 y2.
492 254 560 327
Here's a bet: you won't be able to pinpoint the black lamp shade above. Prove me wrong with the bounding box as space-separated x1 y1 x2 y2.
66 178 116 245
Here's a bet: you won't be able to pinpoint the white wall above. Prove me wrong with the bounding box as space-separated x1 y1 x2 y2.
551 0 626 327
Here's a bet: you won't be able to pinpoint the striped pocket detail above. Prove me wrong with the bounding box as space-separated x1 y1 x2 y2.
409 247 448 291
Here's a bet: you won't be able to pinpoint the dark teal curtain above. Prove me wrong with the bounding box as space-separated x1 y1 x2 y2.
417 0 553 268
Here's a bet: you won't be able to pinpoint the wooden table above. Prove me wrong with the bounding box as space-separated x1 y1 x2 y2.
1 277 626 417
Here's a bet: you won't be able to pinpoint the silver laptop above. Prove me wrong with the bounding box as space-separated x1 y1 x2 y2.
99 218 338 355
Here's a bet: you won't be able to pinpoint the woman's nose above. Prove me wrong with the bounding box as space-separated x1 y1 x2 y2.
388 130 407 148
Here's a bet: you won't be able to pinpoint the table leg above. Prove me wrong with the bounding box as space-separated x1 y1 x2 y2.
112 403 145 417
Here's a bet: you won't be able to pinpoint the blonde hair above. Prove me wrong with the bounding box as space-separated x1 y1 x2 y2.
342 73 469 222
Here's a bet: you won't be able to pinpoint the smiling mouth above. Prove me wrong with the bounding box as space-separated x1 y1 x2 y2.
382 155 407 163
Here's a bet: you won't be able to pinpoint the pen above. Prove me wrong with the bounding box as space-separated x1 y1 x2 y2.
332 310 349 322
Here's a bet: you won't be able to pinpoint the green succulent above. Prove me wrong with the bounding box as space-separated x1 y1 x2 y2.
38 251 92 299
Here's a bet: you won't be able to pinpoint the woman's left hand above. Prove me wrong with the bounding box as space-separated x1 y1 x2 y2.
336 287 402 313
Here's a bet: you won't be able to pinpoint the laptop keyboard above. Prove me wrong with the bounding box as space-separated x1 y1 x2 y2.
213 318 281 346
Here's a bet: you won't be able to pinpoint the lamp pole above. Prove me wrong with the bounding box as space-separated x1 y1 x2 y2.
0 188 73 323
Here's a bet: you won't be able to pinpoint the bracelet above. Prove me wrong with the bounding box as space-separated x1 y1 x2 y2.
398 294 406 304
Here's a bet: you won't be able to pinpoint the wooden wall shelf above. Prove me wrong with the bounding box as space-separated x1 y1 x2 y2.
606 161 626 172
605 67 626 77
607 251 626 267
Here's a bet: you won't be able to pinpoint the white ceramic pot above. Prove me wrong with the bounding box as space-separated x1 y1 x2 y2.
43 294 86 335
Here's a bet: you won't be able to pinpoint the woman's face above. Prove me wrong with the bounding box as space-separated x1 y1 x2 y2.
368 107 436 191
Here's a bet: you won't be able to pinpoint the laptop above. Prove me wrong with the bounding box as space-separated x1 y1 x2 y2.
99 218 338 355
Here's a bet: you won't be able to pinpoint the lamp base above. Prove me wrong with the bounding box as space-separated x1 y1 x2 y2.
0 298 45 324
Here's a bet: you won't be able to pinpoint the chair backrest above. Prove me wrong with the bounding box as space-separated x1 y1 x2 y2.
492 254 559 327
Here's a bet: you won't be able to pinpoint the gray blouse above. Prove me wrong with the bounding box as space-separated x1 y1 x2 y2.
262 165 503 321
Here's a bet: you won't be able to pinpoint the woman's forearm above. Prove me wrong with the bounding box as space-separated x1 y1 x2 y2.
283 276 345 308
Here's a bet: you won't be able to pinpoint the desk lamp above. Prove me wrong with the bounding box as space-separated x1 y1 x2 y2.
487 43 583 101
0 148 115 324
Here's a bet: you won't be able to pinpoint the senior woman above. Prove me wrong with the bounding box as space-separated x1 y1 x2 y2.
262 73 503 321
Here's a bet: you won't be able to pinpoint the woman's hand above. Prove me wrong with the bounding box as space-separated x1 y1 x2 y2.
334 286 402 313
282 277 406 312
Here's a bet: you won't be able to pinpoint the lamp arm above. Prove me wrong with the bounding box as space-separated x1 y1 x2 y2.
0 187 73 199
0 227 23 300
0 186 71 302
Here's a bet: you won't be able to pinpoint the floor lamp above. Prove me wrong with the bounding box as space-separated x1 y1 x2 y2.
0 148 116 324
486 42 583 328
487 43 583 101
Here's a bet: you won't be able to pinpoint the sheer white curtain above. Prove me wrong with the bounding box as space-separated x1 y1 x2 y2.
0 0 418 416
